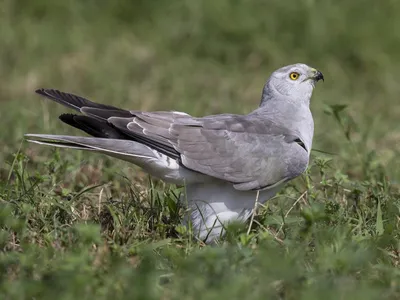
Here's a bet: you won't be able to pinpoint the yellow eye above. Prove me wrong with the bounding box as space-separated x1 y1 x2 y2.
289 72 300 80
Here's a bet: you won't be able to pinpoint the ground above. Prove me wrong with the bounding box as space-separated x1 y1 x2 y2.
1 1 400 299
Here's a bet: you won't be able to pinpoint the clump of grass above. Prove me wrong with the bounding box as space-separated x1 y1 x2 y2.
2 127 400 298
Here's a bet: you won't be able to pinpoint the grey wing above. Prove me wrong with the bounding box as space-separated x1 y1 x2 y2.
110 113 309 191
35 89 309 191
170 119 309 190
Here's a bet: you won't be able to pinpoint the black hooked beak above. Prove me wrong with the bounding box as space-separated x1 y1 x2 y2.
315 70 324 82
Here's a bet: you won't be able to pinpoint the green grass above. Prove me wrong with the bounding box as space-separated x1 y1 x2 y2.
1 0 400 299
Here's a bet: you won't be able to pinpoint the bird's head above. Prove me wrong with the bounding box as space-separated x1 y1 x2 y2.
261 63 324 105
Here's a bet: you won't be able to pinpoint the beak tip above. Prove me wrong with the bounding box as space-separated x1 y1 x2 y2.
315 70 324 82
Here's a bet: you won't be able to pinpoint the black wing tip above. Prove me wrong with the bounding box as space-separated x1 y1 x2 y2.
59 113 78 119
35 88 61 97
35 88 46 95
59 113 79 127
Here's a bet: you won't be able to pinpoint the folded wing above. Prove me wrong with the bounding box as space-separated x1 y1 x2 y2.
31 89 309 191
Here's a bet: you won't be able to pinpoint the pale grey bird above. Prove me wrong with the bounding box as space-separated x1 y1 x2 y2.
25 63 323 243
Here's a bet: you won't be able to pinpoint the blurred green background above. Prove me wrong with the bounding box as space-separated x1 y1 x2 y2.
1 1 400 299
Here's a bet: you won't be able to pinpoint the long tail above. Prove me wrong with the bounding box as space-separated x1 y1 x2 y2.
25 134 184 184
25 134 156 159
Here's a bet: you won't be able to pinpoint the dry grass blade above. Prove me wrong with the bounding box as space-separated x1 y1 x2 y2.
275 191 307 239
247 190 260 235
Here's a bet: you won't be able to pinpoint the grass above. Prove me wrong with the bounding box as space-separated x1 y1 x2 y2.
1 0 400 298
